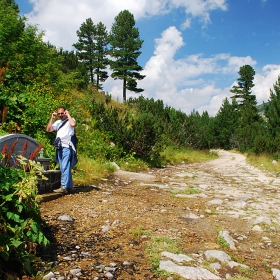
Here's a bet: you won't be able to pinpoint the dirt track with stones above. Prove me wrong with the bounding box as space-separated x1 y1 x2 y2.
38 150 280 279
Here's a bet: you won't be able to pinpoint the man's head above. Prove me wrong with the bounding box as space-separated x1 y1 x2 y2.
57 106 67 120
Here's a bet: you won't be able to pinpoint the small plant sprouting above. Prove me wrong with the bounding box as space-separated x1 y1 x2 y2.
216 236 230 249
169 186 202 196
131 226 152 238
145 236 183 272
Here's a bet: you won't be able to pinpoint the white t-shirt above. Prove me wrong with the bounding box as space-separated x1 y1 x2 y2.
52 118 75 148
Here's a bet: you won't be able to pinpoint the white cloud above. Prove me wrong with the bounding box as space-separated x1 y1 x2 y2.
225 56 257 74
181 18 191 30
253 64 280 104
26 1 134 49
197 89 231 116
134 26 279 116
24 0 280 116
170 0 227 28
25 0 227 50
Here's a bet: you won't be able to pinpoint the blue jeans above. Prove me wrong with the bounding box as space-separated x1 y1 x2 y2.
57 147 73 189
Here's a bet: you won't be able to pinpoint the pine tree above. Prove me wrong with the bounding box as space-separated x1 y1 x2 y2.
94 22 109 87
73 18 109 89
213 98 239 149
230 65 256 106
264 75 280 137
109 10 145 102
229 65 262 151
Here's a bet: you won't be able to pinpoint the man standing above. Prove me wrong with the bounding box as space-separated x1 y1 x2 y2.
46 106 77 194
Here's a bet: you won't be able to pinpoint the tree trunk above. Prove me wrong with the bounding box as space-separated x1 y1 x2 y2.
1 106 7 123
96 69 99 88
123 79 126 103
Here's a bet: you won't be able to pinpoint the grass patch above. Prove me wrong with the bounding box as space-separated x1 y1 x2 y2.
216 236 230 249
229 254 244 264
202 259 216 274
169 186 202 196
238 266 255 277
246 153 280 175
227 264 255 279
73 156 113 185
205 210 219 216
0 129 8 136
118 157 148 172
131 226 152 238
161 147 218 165
146 236 183 272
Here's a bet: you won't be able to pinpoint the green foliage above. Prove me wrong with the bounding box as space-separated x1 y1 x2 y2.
90 97 163 162
117 154 148 172
230 65 255 105
160 146 218 165
57 49 89 89
0 157 49 277
228 65 263 152
33 130 56 161
86 95 218 163
127 96 214 150
216 236 230 249
213 98 239 149
109 10 145 101
146 236 182 271
131 226 152 238
77 120 122 161
263 76 280 153
73 18 109 88
169 186 202 196
0 0 25 66
21 84 61 137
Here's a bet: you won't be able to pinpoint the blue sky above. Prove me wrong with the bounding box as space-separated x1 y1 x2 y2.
15 0 280 115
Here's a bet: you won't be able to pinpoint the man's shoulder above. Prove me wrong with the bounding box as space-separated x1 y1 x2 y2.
52 119 63 130
54 120 62 125
53 119 63 126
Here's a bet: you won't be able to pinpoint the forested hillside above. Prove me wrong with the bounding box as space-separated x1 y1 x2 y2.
1 0 280 165
2 1 280 278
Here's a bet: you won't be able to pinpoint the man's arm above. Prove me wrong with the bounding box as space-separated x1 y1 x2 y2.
46 112 57 132
65 110 76 127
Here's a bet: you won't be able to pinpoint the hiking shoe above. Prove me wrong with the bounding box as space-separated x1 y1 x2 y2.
53 187 68 194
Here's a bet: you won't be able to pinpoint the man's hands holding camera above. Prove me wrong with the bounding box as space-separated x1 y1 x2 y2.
51 110 70 119
52 112 58 119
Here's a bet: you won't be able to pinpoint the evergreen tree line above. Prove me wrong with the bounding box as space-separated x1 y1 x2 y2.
214 65 280 157
90 64 280 161
1 0 280 163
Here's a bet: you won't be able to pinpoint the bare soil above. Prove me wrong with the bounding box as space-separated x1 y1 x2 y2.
38 150 280 279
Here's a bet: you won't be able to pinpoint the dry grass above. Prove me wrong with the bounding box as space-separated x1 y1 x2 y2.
246 153 280 175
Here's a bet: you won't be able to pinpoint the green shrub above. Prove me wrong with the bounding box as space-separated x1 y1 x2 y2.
0 157 49 278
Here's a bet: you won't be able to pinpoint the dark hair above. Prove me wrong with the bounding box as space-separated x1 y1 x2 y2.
57 106 66 111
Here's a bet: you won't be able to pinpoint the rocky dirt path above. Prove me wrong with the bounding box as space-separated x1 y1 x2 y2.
39 150 280 280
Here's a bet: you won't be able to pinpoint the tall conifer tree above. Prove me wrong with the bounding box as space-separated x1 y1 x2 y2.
264 76 280 137
230 64 260 123
230 65 255 104
73 18 109 89
109 10 145 102
230 65 262 151
213 98 239 149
